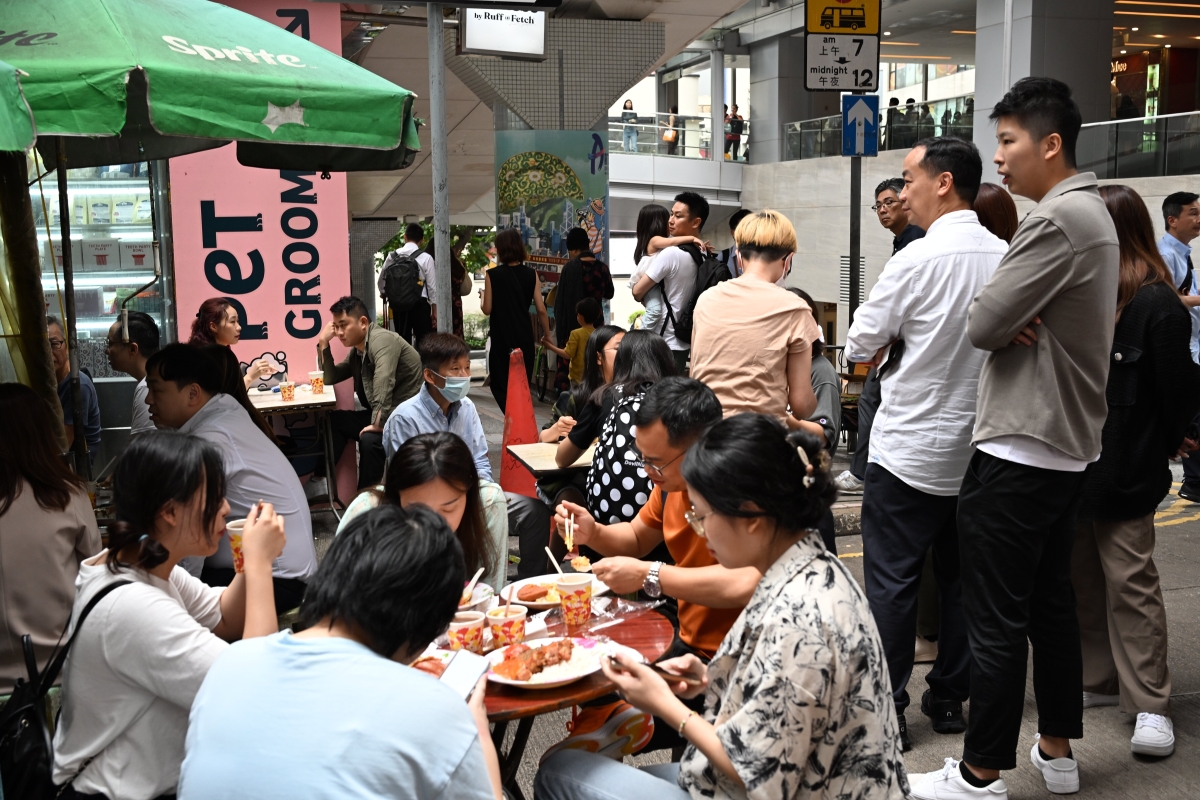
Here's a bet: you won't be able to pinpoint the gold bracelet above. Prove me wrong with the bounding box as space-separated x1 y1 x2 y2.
678 710 698 736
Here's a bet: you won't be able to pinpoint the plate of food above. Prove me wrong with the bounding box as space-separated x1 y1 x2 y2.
410 648 455 678
487 636 634 689
499 574 610 611
459 582 494 613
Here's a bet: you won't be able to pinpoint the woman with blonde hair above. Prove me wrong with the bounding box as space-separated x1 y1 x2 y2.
689 209 820 425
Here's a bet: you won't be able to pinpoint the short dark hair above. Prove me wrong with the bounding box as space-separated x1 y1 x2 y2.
566 227 591 253
494 228 526 265
575 297 602 326
727 208 751 233
330 295 370 320
673 191 710 230
787 287 824 357
298 503 465 658
418 332 470 371
124 311 160 356
404 222 424 242
633 376 722 447
874 178 904 199
1163 192 1200 226
914 137 983 204
145 343 221 394
46 315 62 332
989 76 1081 168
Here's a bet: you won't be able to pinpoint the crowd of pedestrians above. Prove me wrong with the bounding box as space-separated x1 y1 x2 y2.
1 75 1195 800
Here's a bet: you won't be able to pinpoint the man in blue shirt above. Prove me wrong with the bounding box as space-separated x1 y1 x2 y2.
1157 192 1200 502
48 316 101 466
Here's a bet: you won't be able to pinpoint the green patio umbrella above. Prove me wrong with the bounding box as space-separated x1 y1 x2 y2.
2 0 421 171
0 59 35 153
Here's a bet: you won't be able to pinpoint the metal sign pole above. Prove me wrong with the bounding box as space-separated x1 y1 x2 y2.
849 150 862 323
428 3 452 333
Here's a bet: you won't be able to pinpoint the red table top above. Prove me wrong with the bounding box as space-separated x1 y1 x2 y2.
484 612 675 723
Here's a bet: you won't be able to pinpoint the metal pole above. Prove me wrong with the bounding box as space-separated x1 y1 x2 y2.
56 138 90 478
149 159 178 343
428 3 452 333
710 48 724 162
849 154 862 323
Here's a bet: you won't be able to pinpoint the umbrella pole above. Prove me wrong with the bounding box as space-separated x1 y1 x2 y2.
56 138 90 479
428 3 452 334
0 151 67 450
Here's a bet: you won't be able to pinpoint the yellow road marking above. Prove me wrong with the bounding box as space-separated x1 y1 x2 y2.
1158 512 1200 527
839 552 863 559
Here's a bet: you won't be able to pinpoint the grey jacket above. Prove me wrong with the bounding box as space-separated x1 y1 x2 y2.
320 323 422 427
968 172 1119 461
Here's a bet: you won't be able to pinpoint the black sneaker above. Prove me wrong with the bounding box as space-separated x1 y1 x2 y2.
897 712 911 752
921 689 966 734
1180 485 1200 503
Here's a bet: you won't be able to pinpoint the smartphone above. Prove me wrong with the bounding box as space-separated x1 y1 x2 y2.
606 654 703 687
440 650 491 700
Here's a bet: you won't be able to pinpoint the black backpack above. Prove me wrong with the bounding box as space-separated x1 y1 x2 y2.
0 581 130 800
660 243 730 345
380 248 424 314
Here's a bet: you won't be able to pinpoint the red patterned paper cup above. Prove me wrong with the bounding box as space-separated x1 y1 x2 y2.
226 519 246 573
557 575 593 627
447 611 486 654
487 606 528 649
280 382 295 401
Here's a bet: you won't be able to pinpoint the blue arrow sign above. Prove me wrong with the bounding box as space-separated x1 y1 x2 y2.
842 94 879 157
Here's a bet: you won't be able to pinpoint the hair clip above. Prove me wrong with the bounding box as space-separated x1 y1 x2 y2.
796 446 815 488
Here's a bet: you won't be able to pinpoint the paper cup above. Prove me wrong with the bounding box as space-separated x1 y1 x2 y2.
447 611 486 654
557 575 593 627
487 605 528 649
226 519 246 573
280 381 295 402
308 371 324 395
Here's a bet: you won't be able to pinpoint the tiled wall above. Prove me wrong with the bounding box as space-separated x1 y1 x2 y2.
350 219 404 320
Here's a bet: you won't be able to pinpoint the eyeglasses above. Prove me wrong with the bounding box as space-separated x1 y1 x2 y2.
48 338 65 351
641 450 684 479
871 199 900 212
684 507 713 538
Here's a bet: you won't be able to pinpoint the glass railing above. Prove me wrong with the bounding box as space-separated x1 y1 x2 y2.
607 112 750 161
1076 111 1200 179
783 93 975 161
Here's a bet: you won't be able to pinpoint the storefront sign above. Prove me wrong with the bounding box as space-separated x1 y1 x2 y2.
460 8 546 60
171 0 349 380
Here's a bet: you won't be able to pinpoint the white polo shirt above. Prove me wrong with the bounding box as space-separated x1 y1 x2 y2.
375 240 438 303
179 393 316 581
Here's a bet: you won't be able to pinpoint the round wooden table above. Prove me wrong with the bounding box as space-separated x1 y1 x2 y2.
484 610 675 800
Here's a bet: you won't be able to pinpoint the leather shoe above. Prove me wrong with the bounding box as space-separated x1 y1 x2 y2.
1179 486 1200 503
922 689 967 734
897 712 912 752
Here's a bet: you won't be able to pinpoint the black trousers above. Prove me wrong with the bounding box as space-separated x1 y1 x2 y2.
861 464 971 714
851 367 880 479
394 297 433 347
1182 409 1200 491
322 408 385 489
958 450 1085 770
200 566 308 613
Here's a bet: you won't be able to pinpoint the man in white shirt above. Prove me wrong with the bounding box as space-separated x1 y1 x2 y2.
846 137 1006 753
145 344 317 610
105 311 159 435
379 222 438 346
632 191 705 373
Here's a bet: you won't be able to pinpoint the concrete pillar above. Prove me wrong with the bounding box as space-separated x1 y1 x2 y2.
711 49 725 162
974 0 1113 163
749 35 840 164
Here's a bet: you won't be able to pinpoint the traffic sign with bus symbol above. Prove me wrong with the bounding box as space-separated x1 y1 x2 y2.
807 0 880 36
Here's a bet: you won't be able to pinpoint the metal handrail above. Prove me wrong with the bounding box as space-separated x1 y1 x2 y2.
782 93 975 161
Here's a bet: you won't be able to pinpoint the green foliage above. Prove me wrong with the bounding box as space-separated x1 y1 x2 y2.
628 309 645 328
463 313 490 349
373 223 494 277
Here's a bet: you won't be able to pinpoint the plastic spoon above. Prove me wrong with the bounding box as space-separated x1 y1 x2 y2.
461 566 485 606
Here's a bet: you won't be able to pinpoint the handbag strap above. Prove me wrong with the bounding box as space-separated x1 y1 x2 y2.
37 580 132 697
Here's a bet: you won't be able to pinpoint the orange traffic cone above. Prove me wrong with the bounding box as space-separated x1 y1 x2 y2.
499 348 539 498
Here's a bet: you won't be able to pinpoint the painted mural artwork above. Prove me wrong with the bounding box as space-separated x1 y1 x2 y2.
494 130 610 283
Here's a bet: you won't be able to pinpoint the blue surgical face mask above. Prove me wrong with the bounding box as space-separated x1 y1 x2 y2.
433 372 471 403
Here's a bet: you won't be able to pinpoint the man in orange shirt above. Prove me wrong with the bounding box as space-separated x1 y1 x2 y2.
545 377 760 759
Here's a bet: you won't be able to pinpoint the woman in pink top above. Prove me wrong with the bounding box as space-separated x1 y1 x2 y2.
689 210 820 426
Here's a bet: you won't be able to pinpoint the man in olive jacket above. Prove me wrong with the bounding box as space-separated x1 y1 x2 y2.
316 296 422 489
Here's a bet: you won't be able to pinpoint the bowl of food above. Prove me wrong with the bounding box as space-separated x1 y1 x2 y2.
458 582 494 613
487 637 617 689
499 575 610 611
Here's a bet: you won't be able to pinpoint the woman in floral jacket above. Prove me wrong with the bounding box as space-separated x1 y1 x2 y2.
535 413 908 800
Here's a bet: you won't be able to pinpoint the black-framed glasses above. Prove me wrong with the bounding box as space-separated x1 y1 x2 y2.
48 338 66 351
871 198 899 212
642 450 684 479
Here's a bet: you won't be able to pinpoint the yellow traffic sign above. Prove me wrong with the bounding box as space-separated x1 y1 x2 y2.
807 0 881 36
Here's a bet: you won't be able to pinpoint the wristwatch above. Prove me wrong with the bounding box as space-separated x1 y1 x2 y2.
643 562 663 598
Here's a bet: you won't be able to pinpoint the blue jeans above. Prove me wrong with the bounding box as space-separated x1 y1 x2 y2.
535 750 689 800
623 127 638 152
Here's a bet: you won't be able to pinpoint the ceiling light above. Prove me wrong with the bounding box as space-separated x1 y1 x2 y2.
883 31 891 36
1117 1 1200 7
1167 43 1173 47
1121 49 1128 53
1116 11 1200 18
1154 34 1167 37
881 41 920 46
951 30 976 34
886 55 951 60
1133 27 1139 30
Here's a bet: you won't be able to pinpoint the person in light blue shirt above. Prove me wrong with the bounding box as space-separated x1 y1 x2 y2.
178 504 501 800
383 333 491 479
1158 192 1200 503
1157 192 1200 363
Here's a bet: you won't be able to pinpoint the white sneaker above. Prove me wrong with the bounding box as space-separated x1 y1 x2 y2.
304 476 328 502
834 470 864 495
1131 712 1175 757
1030 735 1079 794
909 758 1008 800
1082 691 1119 708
